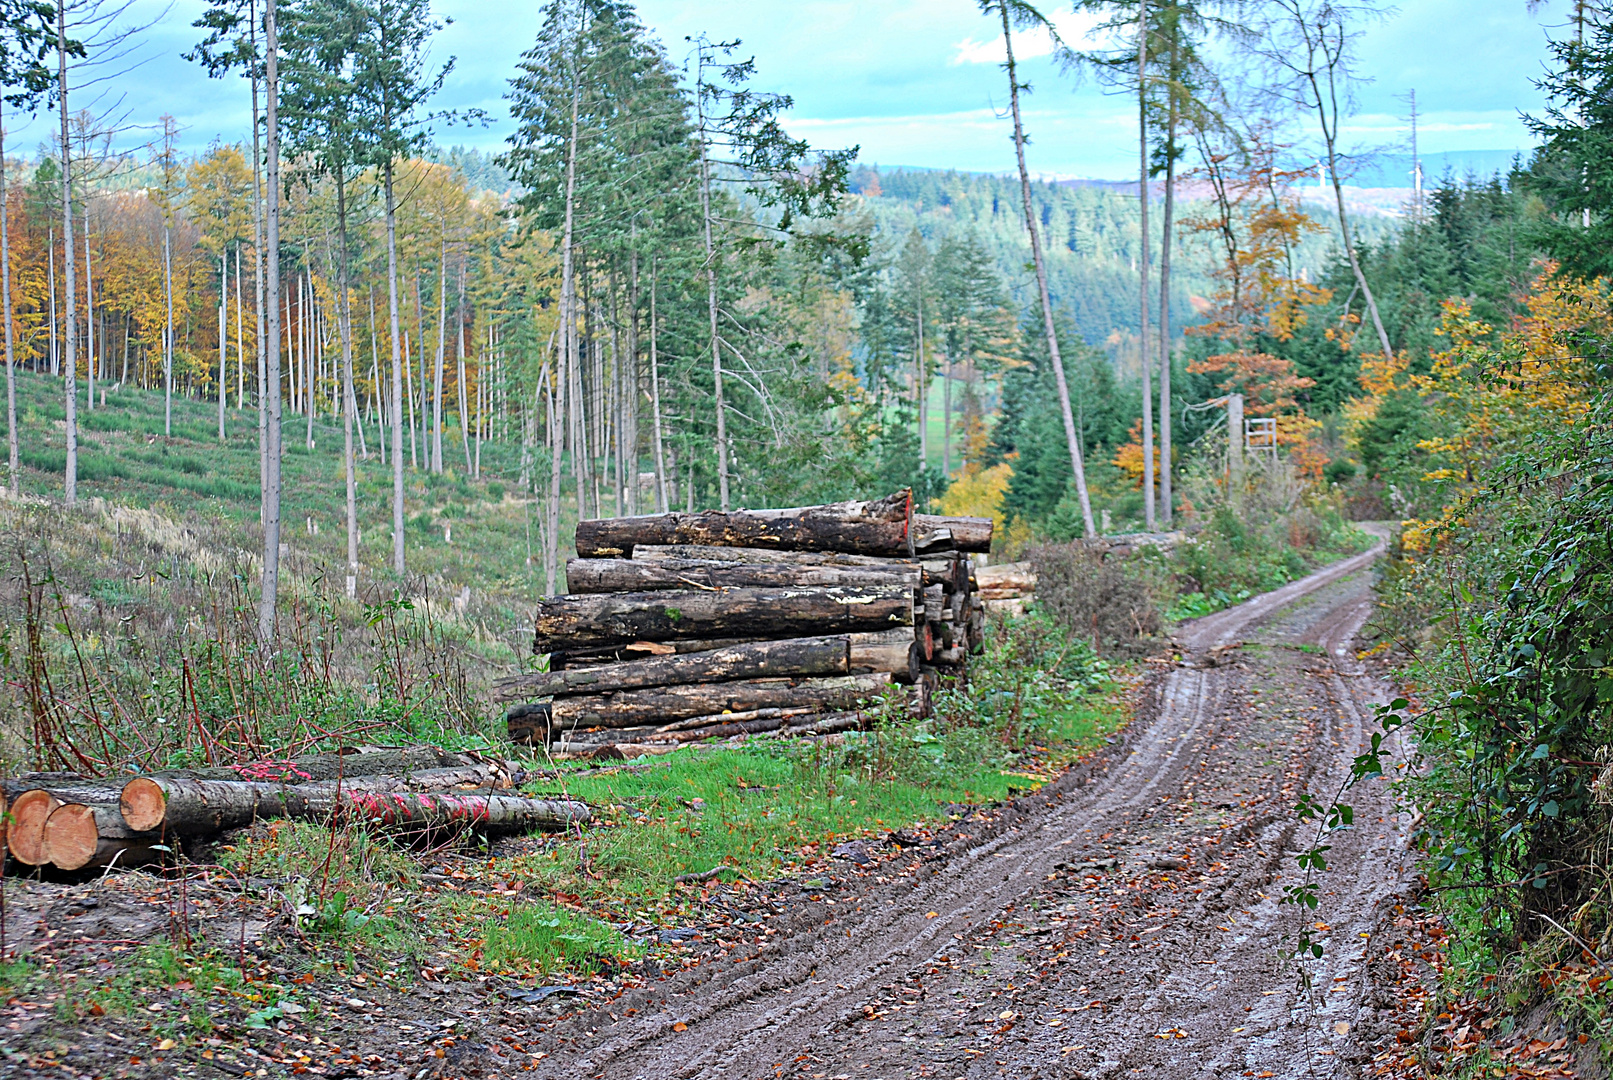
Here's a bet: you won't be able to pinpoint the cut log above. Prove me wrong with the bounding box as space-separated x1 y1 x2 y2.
549 637 755 669
323 790 590 835
913 514 993 553
494 636 852 703
43 802 162 872
506 703 551 746
534 585 912 654
976 562 1034 592
921 556 968 591
107 746 469 785
935 645 966 666
848 628 919 683
923 584 944 624
575 490 912 558
551 673 893 730
636 544 912 569
647 707 852 744
119 764 522 834
7 789 61 865
120 777 588 836
564 557 919 595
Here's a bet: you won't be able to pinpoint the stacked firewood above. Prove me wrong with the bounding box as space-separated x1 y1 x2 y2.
495 491 991 755
977 561 1036 618
1 748 590 873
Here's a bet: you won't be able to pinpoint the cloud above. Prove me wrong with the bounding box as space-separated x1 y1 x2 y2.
950 6 1121 66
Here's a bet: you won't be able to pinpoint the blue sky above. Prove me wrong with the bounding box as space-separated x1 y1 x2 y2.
29 0 1569 180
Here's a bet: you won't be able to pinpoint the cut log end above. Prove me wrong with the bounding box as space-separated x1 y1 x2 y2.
8 789 61 866
42 803 101 872
120 777 167 833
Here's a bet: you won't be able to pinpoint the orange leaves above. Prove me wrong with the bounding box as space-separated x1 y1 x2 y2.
1185 350 1316 418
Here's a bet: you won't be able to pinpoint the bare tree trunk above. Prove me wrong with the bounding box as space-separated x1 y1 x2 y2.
84 212 93 411
251 3 267 521
1137 0 1155 532
552 78 581 588
236 247 243 408
999 3 1093 535
218 251 227 439
1157 9 1178 527
259 0 284 641
915 292 927 467
385 164 405 575
432 236 445 473
649 260 668 514
336 172 357 599
696 62 729 511
1 98 17 498
456 262 470 474
58 5 77 506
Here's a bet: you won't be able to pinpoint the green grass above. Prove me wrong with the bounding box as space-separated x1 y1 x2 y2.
0 368 592 601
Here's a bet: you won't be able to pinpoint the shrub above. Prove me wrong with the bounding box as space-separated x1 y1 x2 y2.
1028 543 1168 655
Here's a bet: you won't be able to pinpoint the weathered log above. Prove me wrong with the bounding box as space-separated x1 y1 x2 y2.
916 622 935 662
534 585 912 654
506 703 551 746
935 646 967 666
120 777 589 836
647 706 849 744
913 514 993 553
119 763 521 834
494 636 852 703
575 490 913 558
922 584 944 624
564 557 919 595
977 562 1034 593
7 789 60 865
43 802 162 872
635 543 902 567
549 638 753 668
848 628 919 683
551 673 893 730
108 746 469 785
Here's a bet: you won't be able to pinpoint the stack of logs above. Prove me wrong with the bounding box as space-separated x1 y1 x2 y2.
1 748 590 873
977 561 1036 618
495 490 992 755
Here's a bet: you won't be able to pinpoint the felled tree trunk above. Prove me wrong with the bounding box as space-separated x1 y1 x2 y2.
913 513 993 553
494 635 852 703
552 673 892 730
120 777 588 836
534 585 912 654
575 490 912 558
43 802 164 872
565 557 919 595
849 628 919 683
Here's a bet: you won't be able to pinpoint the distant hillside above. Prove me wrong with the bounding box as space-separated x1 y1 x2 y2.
851 165 1400 361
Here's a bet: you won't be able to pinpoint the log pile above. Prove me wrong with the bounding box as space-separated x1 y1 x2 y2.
3 748 590 874
977 561 1036 618
496 491 992 753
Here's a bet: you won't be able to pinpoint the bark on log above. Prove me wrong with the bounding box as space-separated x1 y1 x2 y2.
848 629 919 683
99 747 470 785
923 584 944 624
120 778 589 836
635 544 911 569
647 707 853 744
913 514 993 553
495 635 852 703
921 556 968 591
534 586 912 654
549 638 753 668
119 764 522 833
551 673 893 730
575 490 913 558
565 557 919 595
506 703 551 746
935 646 967 666
43 802 162 872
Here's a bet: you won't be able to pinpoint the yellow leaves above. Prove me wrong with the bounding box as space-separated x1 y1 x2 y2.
937 461 1011 522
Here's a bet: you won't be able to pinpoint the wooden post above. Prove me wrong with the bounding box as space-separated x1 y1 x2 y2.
1228 393 1244 509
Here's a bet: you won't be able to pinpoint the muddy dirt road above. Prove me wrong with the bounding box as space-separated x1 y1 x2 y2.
526 542 1415 1080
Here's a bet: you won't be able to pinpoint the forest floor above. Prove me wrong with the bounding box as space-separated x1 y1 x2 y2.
0 537 1446 1079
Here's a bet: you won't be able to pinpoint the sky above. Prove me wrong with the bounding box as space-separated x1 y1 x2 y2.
27 0 1571 181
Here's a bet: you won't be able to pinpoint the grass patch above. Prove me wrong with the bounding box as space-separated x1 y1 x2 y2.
481 901 637 976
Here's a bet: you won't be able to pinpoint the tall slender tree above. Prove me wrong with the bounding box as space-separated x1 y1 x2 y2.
0 2 54 499
978 0 1095 536
282 0 371 597
352 0 452 575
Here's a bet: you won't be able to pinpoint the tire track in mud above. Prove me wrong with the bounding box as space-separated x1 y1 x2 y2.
526 542 1412 1080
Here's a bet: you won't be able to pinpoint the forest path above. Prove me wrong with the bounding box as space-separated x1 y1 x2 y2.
526 537 1416 1080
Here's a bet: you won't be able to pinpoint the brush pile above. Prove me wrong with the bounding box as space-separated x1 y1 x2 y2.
496 490 991 755
1 747 590 873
